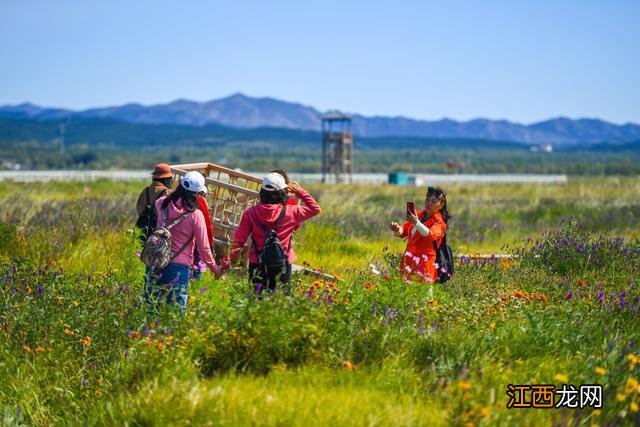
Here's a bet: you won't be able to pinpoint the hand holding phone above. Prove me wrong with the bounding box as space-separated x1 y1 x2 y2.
406 201 416 215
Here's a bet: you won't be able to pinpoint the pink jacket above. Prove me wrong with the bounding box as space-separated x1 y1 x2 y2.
155 196 217 271
230 189 321 264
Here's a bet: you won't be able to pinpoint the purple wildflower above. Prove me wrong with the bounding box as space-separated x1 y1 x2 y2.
81 377 87 387
199 286 208 294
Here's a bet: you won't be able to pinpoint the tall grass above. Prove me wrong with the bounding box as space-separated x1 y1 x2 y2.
1 178 639 425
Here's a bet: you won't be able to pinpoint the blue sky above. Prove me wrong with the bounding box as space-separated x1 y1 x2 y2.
1 0 639 124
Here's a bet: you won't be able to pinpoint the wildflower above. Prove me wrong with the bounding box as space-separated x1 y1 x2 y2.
198 286 208 294
479 407 490 417
95 389 102 397
625 377 639 395
554 374 569 383
594 367 606 376
369 263 381 275
565 291 573 301
35 347 45 353
500 295 510 303
22 345 31 353
363 282 373 290
540 294 548 303
628 354 638 370
513 291 527 298
64 329 75 335
135 252 141 258
129 331 141 339
616 393 626 402
48 259 56 267
343 360 356 369
81 377 88 386
459 382 471 390
79 336 91 347
592 409 601 416
631 402 639 413
577 279 586 288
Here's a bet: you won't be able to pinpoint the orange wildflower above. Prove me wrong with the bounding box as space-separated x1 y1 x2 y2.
35 346 45 353
577 279 586 288
500 295 510 303
343 360 356 369
79 336 91 347
129 331 141 340
459 382 472 390
64 329 75 335
512 291 527 298
22 345 32 353
363 282 373 290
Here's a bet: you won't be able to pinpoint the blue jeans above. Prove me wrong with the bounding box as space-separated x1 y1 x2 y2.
143 263 190 311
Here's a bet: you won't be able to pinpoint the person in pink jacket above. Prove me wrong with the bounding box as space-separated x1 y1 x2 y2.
144 171 221 311
228 171 321 294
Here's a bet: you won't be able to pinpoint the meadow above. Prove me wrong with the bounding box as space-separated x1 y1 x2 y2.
0 177 639 426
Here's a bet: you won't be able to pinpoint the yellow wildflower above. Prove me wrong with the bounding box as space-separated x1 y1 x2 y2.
594 367 606 376
592 409 601 416
22 345 31 353
459 382 472 390
625 378 639 395
631 402 639 413
617 393 626 402
554 374 569 383
64 328 75 335
479 407 490 417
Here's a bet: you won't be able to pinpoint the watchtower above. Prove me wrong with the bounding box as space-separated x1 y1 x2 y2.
321 112 353 183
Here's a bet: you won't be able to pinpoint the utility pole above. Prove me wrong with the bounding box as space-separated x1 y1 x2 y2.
59 122 65 155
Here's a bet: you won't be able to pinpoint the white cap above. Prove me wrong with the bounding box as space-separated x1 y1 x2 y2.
262 172 287 191
181 171 208 193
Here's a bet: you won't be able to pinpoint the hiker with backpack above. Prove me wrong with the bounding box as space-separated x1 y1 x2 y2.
226 172 321 294
135 163 174 242
388 186 452 283
142 171 222 311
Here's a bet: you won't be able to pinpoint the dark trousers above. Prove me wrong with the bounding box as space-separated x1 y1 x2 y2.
248 263 292 294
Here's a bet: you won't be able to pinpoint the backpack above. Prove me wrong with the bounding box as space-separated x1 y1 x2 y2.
140 209 193 270
252 206 289 278
135 187 166 242
433 234 454 283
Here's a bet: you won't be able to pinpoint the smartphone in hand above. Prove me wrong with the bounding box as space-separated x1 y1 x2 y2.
406 201 416 215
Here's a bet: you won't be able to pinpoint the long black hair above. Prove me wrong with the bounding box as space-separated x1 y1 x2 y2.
427 186 451 224
161 184 198 211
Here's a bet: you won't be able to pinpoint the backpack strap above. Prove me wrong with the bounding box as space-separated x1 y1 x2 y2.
161 209 195 263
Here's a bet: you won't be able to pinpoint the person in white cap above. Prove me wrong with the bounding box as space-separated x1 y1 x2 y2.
227 171 321 294
143 171 221 311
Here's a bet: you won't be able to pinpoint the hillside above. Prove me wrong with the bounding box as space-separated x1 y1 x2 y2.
2 94 639 145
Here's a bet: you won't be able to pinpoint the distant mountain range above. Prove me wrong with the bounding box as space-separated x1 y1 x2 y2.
2 93 639 146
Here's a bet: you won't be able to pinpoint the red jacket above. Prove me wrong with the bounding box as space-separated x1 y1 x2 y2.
230 189 321 264
398 210 447 282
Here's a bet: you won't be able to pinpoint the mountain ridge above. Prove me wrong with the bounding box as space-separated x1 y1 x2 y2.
2 93 639 145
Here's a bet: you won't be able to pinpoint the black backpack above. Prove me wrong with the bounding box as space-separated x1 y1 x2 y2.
433 234 454 283
253 206 289 278
135 187 164 242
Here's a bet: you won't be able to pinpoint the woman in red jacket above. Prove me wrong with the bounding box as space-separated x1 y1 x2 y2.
228 172 321 293
389 186 450 283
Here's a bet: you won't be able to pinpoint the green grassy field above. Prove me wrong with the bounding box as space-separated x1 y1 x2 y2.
1 178 639 426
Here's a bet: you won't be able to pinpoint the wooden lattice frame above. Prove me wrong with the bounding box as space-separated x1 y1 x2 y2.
170 163 262 255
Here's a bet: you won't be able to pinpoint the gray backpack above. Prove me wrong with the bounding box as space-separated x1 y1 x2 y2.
140 209 193 270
